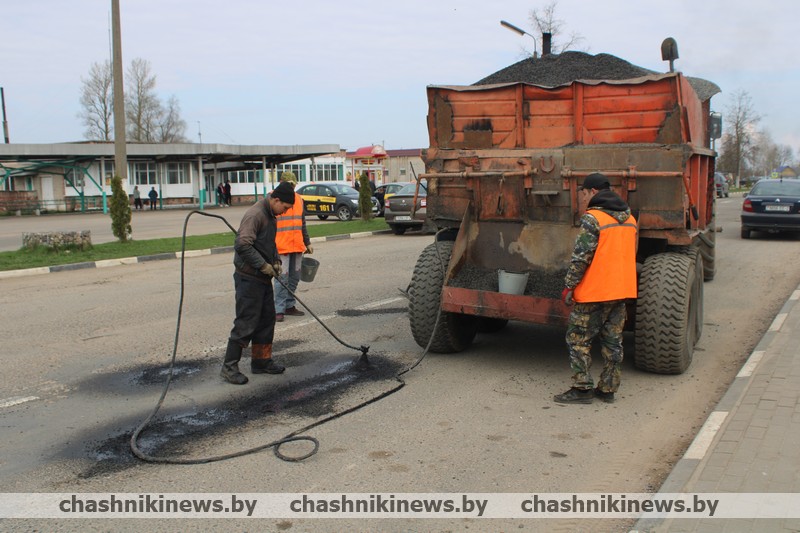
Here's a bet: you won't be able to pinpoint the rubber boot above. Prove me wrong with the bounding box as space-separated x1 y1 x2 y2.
221 340 249 385
251 344 285 374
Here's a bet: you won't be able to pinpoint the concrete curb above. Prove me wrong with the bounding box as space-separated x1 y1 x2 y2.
635 282 800 531
0 229 391 280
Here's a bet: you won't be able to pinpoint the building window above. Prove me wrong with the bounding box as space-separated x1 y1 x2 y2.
278 164 305 182
166 162 190 184
221 169 257 184
65 168 85 188
103 160 115 180
310 163 342 181
132 161 157 185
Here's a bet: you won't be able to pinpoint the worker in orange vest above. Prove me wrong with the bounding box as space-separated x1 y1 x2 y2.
274 172 313 322
555 172 638 405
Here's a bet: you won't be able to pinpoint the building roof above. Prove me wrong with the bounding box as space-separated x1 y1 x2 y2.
385 148 422 157
0 142 340 166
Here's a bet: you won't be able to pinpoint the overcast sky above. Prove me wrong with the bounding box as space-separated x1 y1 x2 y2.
2 0 797 153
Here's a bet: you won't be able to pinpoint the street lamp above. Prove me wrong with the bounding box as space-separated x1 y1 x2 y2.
500 20 538 58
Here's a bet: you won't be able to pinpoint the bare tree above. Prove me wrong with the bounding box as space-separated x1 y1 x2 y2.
751 131 796 177
528 1 584 55
79 57 189 144
156 95 188 143
125 58 162 142
718 90 760 186
78 61 114 141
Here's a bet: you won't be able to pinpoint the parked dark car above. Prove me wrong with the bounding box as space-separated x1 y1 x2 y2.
741 178 800 239
295 182 378 221
373 182 411 217
385 181 428 235
714 172 730 198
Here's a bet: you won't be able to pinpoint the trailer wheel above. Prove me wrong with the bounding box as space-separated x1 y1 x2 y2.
634 251 701 374
408 241 476 353
697 227 716 281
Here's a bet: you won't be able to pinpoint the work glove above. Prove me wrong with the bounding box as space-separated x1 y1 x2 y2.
259 262 283 278
305 245 314 254
561 287 574 306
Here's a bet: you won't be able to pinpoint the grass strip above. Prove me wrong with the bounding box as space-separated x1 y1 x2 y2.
0 218 389 271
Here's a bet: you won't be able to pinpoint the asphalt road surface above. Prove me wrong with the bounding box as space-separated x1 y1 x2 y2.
2 198 799 532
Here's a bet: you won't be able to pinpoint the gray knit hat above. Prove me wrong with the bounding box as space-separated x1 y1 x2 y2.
271 181 296 204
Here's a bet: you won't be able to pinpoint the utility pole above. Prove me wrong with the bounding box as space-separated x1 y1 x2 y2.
1 87 9 143
111 0 127 181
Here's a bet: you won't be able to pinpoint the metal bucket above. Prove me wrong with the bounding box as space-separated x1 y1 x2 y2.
300 257 320 283
498 270 529 295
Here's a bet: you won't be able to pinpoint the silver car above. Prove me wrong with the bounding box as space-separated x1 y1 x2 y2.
714 173 730 198
384 181 428 235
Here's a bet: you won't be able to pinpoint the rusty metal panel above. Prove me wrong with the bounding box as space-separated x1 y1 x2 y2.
441 287 570 326
474 176 525 221
459 220 575 272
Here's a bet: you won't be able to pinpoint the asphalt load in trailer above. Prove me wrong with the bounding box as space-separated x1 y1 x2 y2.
474 50 720 102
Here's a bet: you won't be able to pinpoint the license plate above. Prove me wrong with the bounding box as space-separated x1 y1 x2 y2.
765 204 791 212
394 215 412 221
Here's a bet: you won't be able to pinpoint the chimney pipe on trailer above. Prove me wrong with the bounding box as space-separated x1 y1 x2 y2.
542 32 552 56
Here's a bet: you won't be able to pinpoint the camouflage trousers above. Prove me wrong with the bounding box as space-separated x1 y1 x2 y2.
565 300 626 393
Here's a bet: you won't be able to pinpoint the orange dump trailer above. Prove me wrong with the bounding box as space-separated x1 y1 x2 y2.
407 70 720 374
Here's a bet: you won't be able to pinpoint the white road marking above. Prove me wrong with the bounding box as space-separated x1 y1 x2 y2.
769 313 787 332
737 350 764 378
0 267 50 279
684 411 728 460
279 296 406 331
180 249 212 258
0 396 39 409
355 297 405 310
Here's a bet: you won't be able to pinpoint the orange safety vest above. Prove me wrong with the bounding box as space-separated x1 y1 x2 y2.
573 209 638 303
275 197 307 254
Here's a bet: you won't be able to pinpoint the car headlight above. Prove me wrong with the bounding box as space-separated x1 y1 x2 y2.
349 199 358 205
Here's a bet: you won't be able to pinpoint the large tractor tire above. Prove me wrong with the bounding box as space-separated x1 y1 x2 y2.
408 241 477 353
634 251 702 374
696 226 716 281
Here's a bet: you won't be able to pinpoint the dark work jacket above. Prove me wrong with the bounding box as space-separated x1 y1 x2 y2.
233 198 279 284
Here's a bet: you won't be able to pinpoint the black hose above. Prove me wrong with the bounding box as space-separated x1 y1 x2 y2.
130 211 444 464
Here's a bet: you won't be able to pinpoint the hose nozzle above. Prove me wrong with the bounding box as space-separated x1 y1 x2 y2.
354 345 372 371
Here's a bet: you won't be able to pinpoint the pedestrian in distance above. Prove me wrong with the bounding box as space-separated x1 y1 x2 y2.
133 186 143 210
224 180 232 206
221 180 296 385
554 172 638 405
273 172 313 322
148 186 158 210
216 182 226 207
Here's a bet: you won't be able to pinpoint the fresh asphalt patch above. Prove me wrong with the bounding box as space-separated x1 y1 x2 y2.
70 348 407 479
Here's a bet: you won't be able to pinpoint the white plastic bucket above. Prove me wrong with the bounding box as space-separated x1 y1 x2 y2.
300 257 320 283
498 270 529 295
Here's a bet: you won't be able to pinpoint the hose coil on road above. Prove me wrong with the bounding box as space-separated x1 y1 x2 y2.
130 211 446 464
